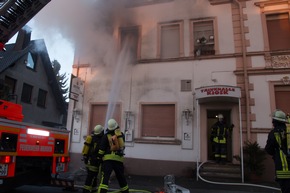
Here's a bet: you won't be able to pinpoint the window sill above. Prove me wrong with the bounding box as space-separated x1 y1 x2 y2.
134 138 181 145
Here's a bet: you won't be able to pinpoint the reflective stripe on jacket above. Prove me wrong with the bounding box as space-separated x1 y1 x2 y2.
274 132 290 179
212 126 227 144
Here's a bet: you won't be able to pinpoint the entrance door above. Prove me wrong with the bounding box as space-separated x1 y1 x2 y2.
207 110 233 162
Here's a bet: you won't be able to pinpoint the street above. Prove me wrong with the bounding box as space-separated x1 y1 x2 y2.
7 185 79 193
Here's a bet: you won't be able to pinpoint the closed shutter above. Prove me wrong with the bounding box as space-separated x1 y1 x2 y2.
267 13 290 51
141 104 175 137
275 85 290 114
161 24 180 59
90 104 121 132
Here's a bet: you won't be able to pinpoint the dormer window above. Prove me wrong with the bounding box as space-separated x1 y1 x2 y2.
25 52 35 70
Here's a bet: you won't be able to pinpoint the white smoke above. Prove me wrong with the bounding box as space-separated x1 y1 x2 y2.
30 0 134 66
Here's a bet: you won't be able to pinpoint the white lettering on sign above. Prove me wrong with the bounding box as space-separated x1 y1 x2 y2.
19 144 52 152
200 87 235 96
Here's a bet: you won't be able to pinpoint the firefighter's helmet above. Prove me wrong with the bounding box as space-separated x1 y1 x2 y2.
217 114 224 119
93 125 104 135
272 109 288 123
108 119 118 131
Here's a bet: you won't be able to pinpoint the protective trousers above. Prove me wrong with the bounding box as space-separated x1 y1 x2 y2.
98 160 129 193
83 165 100 193
214 142 227 162
277 178 290 193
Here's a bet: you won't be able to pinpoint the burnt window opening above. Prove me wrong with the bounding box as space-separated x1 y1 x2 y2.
54 139 65 154
120 26 140 64
0 132 18 152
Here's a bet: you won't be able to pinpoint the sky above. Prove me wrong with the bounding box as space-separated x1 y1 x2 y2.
9 0 79 76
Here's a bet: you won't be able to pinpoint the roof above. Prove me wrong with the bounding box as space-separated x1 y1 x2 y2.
0 39 67 114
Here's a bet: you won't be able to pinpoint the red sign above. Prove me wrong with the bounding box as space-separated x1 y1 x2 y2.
195 86 241 99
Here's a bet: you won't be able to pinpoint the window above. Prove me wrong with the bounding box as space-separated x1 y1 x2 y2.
26 52 35 70
21 83 33 103
266 13 290 51
141 104 175 138
4 76 17 101
37 89 47 107
120 26 140 64
4 76 16 94
90 103 121 133
274 85 290 114
192 19 216 56
158 22 183 59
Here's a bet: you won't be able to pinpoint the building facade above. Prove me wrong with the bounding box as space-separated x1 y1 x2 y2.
67 0 290 180
0 27 67 127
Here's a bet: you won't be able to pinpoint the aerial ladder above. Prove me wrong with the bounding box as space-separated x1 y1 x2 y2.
0 0 51 50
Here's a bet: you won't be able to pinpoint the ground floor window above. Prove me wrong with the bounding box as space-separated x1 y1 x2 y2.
90 103 121 132
141 103 175 138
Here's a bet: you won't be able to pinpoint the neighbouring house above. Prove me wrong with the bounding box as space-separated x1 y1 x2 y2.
66 0 290 182
0 26 67 128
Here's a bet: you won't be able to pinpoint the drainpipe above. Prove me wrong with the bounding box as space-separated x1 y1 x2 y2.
233 0 251 141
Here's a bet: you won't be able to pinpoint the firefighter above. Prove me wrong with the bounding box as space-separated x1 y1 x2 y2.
97 118 129 193
265 109 290 193
210 114 234 164
82 124 104 193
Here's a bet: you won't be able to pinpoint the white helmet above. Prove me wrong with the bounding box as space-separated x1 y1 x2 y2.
217 114 224 119
93 125 104 135
272 109 288 123
107 119 118 131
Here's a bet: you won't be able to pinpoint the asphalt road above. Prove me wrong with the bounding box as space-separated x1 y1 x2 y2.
8 185 78 193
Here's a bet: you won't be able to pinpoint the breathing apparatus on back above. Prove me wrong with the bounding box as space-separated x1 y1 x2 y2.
107 119 125 153
82 125 104 156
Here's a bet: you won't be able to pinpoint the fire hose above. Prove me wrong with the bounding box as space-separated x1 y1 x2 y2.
197 161 280 191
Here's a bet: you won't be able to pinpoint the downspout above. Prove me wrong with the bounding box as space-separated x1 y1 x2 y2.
233 0 251 140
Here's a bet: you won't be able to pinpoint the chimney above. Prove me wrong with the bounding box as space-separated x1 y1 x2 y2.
14 25 32 51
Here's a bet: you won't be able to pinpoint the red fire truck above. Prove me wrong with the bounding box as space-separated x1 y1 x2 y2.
0 100 71 191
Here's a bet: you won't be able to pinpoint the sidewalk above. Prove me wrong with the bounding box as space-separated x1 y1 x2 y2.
107 175 281 193
70 169 280 193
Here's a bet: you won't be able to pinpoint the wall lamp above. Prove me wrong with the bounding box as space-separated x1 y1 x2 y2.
73 108 82 122
182 109 192 125
124 111 133 130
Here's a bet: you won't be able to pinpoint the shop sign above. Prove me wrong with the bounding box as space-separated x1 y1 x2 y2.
195 86 241 99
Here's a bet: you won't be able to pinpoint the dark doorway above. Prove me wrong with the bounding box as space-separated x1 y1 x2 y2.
207 109 232 162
